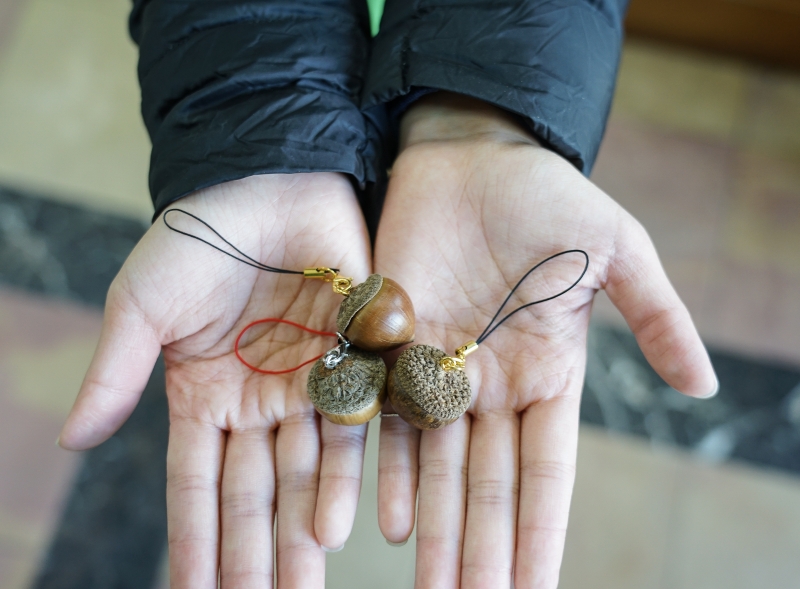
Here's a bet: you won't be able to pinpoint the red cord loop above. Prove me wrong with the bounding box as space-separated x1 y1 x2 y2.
234 318 337 375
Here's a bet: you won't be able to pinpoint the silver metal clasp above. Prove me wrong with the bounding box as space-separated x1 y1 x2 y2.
323 333 351 369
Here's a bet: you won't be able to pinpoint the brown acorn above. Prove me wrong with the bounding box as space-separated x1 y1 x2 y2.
337 274 415 352
387 344 472 430
307 347 387 426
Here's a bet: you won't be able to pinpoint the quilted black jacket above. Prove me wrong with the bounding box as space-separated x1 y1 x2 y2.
130 0 629 219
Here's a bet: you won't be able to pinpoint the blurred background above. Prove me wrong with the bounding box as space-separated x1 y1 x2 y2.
0 0 799 587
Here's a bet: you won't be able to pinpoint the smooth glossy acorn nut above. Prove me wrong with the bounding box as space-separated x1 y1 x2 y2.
307 347 387 426
388 344 471 430
337 274 415 352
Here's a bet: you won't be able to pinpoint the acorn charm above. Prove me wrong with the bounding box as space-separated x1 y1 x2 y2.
336 274 415 352
307 343 387 426
388 344 473 430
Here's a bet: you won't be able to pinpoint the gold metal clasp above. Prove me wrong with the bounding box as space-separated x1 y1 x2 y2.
303 267 337 280
331 276 353 296
440 340 479 371
303 267 353 296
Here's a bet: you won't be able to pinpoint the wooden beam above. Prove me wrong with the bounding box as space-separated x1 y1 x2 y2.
626 0 800 70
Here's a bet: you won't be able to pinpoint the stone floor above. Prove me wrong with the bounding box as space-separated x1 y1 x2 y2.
0 0 799 588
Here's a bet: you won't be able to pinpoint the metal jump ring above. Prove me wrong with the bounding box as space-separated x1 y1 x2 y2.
322 333 351 369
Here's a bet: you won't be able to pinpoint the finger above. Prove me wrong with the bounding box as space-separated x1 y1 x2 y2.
461 412 519 589
515 391 582 589
606 218 718 398
378 410 421 544
415 415 470 589
167 417 225 589
314 420 368 551
59 283 161 449
275 414 325 589
220 428 276 588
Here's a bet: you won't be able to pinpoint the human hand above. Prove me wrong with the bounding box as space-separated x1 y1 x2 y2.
375 93 717 589
59 173 372 588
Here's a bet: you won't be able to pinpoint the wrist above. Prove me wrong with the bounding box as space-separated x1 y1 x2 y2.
159 172 354 216
398 92 540 152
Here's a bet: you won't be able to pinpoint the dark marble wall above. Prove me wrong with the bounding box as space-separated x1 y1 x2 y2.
0 186 146 307
583 326 800 473
0 187 168 589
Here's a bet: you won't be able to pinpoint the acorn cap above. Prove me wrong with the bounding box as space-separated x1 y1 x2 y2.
337 274 383 333
307 347 387 426
337 274 415 352
388 344 471 430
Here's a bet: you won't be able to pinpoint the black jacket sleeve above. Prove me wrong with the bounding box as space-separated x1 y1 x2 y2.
130 0 384 216
363 0 629 174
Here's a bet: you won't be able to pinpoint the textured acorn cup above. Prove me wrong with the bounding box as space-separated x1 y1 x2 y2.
307 348 387 426
336 274 415 352
388 344 472 430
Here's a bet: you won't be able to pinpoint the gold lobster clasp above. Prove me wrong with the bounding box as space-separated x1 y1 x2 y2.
439 340 479 371
303 267 353 296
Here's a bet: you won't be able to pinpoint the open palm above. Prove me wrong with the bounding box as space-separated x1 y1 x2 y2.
59 173 372 589
374 96 717 589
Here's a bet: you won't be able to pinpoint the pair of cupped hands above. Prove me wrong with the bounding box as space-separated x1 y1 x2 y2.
58 94 717 588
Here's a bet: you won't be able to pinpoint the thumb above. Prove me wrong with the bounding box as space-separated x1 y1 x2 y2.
605 216 718 399
58 283 161 450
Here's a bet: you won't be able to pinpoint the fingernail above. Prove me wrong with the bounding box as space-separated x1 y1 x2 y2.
698 376 720 399
321 544 344 553
386 539 408 547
